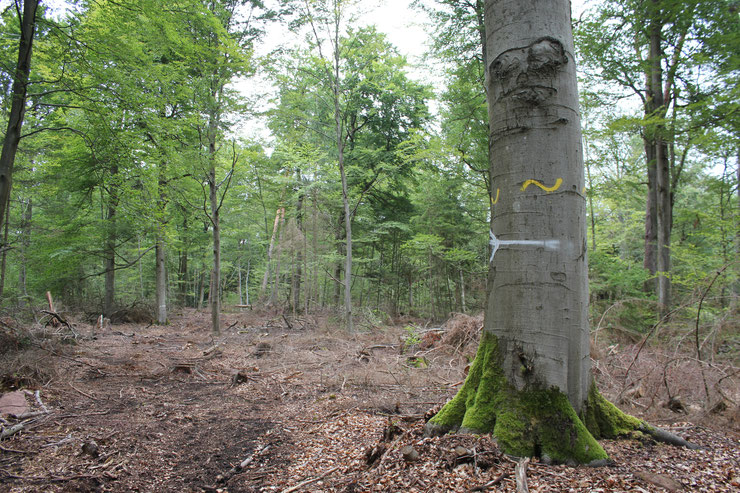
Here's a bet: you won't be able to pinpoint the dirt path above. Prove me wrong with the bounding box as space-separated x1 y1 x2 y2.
1 310 738 492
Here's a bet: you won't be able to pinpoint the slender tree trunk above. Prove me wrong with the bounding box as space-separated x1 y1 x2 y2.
245 258 250 306
237 260 243 305
137 236 145 298
0 195 10 299
332 6 353 331
260 207 282 299
17 198 31 307
104 173 119 318
210 163 220 335
269 208 285 305
0 0 39 228
459 267 467 313
584 138 597 251
333 212 345 306
293 170 304 313
178 251 188 307
155 162 168 324
198 269 206 310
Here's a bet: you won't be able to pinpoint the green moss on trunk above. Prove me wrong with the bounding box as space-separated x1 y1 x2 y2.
426 332 608 464
580 384 643 439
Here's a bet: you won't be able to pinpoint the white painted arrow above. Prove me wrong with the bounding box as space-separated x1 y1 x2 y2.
489 231 560 262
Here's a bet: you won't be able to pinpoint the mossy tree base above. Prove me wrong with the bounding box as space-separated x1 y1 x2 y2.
425 332 696 464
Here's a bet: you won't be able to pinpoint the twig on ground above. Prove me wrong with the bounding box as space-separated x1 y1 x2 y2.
216 444 270 483
467 471 509 492
68 382 97 400
281 465 341 493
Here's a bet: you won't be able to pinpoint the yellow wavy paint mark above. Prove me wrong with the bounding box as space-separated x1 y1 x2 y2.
490 188 500 205
521 178 563 192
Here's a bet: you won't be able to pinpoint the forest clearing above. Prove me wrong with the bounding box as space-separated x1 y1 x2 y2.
1 0 738 491
0 309 738 492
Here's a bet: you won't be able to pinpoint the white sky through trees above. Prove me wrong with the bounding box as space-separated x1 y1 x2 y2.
240 0 589 145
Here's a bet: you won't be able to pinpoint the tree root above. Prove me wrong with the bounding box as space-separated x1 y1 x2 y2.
425 332 699 464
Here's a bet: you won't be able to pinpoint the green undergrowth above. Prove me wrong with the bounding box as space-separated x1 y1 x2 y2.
425 331 645 464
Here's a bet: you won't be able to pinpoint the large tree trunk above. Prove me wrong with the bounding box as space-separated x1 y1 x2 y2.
643 138 658 292
426 0 696 464
427 0 605 464
0 0 39 230
648 3 672 314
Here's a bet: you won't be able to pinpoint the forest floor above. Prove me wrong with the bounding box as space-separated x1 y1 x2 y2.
0 308 738 492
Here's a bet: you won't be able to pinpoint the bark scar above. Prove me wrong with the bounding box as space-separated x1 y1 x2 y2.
489 37 568 106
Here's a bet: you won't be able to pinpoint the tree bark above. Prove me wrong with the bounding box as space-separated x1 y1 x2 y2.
485 0 590 408
428 0 597 462
0 0 39 230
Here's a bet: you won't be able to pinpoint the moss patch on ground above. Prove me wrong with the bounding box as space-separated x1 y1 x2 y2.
426 332 609 464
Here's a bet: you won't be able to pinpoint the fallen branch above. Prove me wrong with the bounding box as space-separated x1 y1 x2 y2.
281 465 341 493
0 423 25 440
216 444 269 483
515 457 529 493
0 443 29 453
467 472 509 492
34 390 49 413
40 310 72 331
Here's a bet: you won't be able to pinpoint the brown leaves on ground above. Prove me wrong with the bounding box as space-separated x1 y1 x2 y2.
0 309 737 492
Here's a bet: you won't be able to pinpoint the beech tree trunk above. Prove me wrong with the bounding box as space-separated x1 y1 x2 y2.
0 0 39 229
0 195 10 299
260 207 282 299
485 0 590 408
104 171 119 318
17 198 31 307
209 161 220 336
648 2 672 314
155 162 168 324
427 0 604 464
